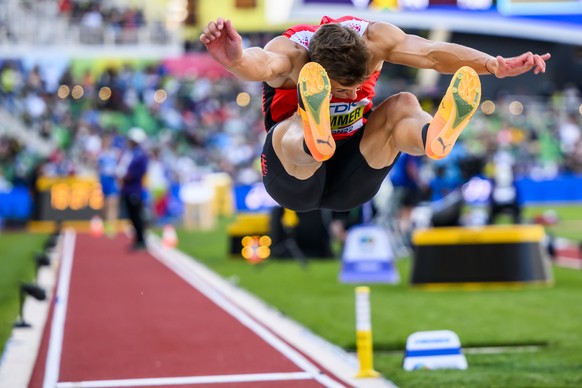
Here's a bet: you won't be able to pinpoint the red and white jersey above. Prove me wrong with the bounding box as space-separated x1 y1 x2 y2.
262 16 380 140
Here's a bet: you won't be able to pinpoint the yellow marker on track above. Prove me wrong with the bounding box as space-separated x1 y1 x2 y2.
355 286 380 378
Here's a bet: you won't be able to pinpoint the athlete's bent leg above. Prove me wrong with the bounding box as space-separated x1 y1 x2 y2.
271 114 323 180
360 91 431 168
262 127 326 211
359 67 481 166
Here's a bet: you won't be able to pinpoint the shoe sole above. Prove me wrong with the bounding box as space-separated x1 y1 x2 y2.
298 62 335 162
426 66 481 160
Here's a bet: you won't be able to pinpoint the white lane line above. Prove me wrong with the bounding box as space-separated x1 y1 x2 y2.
56 371 314 387
148 241 346 388
43 229 76 388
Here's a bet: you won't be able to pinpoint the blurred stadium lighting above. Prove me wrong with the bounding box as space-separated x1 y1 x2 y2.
236 92 251 107
509 100 524 116
154 89 168 104
98 87 112 101
241 235 271 264
265 0 294 25
481 100 496 115
57 85 70 99
71 85 84 100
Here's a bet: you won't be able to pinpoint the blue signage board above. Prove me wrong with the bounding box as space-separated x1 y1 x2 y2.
233 183 279 212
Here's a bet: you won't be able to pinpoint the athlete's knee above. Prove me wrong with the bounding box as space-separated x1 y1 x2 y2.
392 91 421 109
377 93 422 124
389 92 429 125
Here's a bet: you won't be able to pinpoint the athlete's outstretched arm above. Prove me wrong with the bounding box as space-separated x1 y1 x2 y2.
368 22 550 77
200 18 294 82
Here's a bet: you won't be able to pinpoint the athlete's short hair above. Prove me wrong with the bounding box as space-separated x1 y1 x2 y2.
309 23 371 86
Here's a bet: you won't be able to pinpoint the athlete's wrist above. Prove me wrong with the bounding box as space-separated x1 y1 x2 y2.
485 58 496 76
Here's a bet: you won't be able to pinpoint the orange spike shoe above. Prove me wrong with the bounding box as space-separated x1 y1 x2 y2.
297 62 335 162
425 66 481 160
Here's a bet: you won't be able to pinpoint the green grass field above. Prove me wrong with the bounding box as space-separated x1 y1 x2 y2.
1 205 581 387
0 232 48 354
173 205 582 388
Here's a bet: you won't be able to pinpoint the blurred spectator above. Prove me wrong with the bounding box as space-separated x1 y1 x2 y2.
80 4 104 44
487 163 522 224
26 65 45 92
558 113 581 156
429 165 458 201
59 0 72 15
145 146 170 224
388 153 426 239
27 159 47 221
119 127 148 251
97 131 121 236
0 62 22 109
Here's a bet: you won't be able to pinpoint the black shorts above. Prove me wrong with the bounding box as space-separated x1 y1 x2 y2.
261 125 400 212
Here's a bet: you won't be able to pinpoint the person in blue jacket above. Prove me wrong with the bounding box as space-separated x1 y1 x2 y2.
120 127 149 250
97 132 121 236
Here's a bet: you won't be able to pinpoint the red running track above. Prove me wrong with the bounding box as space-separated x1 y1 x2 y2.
28 231 353 388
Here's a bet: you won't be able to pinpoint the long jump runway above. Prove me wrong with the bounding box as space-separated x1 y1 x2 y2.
25 230 393 388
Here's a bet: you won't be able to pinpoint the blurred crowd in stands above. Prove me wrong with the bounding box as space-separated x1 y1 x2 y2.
0 0 169 46
0 56 265 222
61 0 147 44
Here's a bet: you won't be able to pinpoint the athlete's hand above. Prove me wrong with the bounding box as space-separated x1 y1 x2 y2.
200 18 243 69
491 52 551 78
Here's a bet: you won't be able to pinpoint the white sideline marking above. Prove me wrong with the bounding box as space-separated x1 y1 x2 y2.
43 229 76 388
56 372 314 387
148 241 347 388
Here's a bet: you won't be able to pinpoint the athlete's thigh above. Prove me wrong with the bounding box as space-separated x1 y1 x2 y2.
361 92 426 168
262 126 326 211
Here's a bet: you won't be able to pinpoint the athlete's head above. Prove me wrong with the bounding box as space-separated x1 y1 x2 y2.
309 23 371 87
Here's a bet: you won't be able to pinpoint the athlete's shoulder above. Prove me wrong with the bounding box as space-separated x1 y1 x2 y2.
364 21 406 55
283 23 317 50
366 20 403 34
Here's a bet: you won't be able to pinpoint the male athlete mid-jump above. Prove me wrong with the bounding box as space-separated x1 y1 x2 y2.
201 16 550 212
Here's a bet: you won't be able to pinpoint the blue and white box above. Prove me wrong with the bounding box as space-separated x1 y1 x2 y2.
403 330 468 371
339 224 399 284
